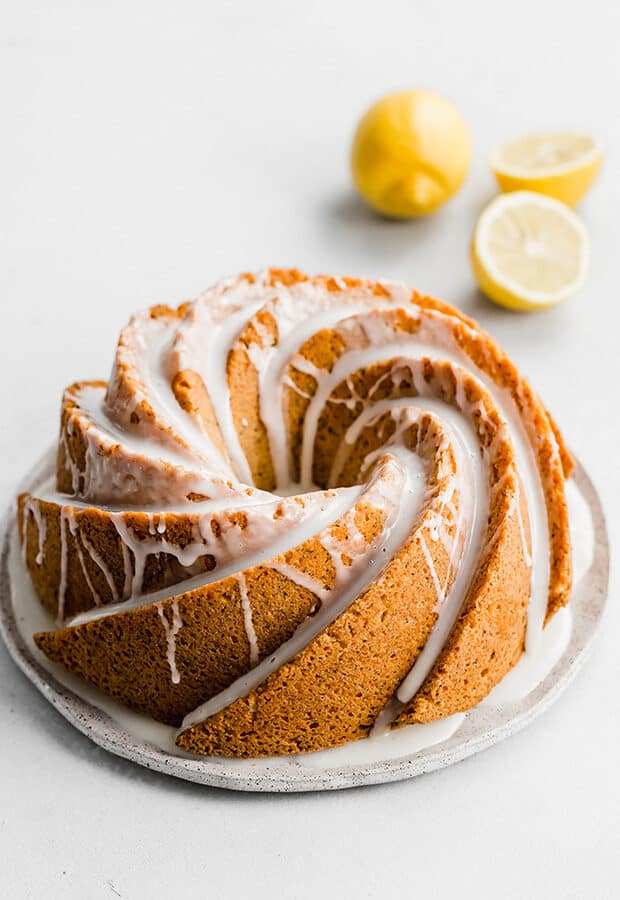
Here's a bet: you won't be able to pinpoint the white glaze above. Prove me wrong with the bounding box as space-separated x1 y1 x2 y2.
482 475 595 706
157 599 183 684
237 573 259 666
9 525 470 764
294 312 547 654
483 608 572 705
303 714 466 766
20 496 47 566
181 454 426 730
172 299 265 484
171 293 554 739
9 480 593 764
68 483 363 626
22 274 570 752
565 477 594 585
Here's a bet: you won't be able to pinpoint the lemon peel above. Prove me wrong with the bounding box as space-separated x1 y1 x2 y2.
351 90 471 218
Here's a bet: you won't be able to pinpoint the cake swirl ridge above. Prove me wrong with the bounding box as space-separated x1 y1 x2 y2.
18 269 572 757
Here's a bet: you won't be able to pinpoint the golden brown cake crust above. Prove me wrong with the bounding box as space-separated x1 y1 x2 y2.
20 268 573 756
33 483 392 724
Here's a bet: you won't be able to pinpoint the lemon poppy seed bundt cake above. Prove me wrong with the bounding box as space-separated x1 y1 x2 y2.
18 269 573 757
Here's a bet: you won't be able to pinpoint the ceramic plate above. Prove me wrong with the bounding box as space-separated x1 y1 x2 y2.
0 450 609 792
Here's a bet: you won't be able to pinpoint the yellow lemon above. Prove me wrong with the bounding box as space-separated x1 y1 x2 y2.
350 90 472 218
491 132 602 207
471 191 590 311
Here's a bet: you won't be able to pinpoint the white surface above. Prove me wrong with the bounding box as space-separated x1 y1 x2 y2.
0 0 618 897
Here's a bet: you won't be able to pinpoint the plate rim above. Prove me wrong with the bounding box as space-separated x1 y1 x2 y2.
0 450 610 793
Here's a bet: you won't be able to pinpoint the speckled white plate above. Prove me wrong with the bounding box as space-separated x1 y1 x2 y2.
0 450 609 792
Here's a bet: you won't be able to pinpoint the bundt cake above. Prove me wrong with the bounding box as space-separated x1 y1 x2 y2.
18 269 573 757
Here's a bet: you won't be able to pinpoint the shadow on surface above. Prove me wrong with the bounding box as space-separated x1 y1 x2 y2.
319 191 448 267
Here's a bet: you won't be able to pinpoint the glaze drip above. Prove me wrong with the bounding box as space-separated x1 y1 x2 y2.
19 270 572 755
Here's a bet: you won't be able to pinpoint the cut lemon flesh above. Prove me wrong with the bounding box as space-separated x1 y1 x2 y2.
471 191 590 311
490 132 602 207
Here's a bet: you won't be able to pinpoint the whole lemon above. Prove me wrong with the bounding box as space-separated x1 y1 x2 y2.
350 90 472 218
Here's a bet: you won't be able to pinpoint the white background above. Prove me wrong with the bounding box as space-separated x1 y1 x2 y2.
1 2 618 898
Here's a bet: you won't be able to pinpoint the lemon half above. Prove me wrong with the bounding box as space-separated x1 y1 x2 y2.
491 132 602 207
351 90 472 218
471 191 590 311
